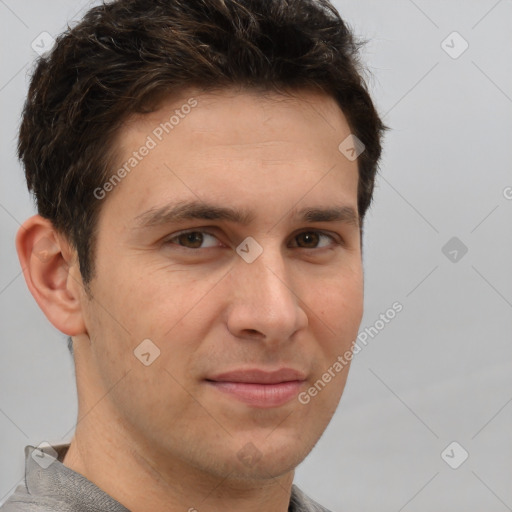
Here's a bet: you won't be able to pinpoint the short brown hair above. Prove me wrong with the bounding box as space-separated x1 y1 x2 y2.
19 0 386 285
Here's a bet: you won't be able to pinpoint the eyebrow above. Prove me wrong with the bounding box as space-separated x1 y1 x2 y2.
133 200 359 229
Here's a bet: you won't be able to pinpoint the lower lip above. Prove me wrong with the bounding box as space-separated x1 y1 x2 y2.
206 380 303 408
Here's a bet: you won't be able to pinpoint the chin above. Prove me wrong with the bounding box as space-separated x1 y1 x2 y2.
228 434 315 481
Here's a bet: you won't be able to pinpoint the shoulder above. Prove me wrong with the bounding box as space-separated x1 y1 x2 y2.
290 484 335 512
0 480 73 512
0 483 60 512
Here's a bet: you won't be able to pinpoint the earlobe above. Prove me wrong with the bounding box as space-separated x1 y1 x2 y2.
16 215 87 336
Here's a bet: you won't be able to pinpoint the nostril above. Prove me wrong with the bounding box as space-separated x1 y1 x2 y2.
242 329 264 338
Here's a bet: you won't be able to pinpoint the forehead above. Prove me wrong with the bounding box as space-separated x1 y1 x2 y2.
117 86 352 158
101 87 359 224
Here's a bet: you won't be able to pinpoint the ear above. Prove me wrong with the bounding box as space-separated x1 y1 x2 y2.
16 215 87 336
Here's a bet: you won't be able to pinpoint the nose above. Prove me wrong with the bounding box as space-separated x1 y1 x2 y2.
225 241 309 344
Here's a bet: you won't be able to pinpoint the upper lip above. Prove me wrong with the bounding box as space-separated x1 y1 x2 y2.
206 368 307 384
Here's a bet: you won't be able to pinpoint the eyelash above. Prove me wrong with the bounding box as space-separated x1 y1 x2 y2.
164 229 340 251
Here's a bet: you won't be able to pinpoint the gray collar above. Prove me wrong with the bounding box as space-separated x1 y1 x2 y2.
25 444 130 512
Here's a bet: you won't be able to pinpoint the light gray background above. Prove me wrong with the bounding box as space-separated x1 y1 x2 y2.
1 1 511 510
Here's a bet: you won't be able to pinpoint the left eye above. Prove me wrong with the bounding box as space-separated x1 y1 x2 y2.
165 230 337 250
291 231 336 249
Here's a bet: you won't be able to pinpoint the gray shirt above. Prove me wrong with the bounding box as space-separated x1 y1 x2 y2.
0 445 333 512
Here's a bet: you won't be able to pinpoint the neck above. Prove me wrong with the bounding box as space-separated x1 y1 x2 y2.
62 341 295 512
63 427 295 512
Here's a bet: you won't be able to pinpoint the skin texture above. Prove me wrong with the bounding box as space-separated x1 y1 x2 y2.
17 88 363 512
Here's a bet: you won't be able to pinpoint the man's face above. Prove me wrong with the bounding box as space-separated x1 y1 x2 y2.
78 88 363 480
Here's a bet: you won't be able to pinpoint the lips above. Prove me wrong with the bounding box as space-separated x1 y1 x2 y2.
207 368 306 384
205 368 306 408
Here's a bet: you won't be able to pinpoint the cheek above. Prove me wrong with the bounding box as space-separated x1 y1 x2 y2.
305 275 362 414
312 270 364 363
94 261 184 331
316 269 363 325
90 264 219 372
